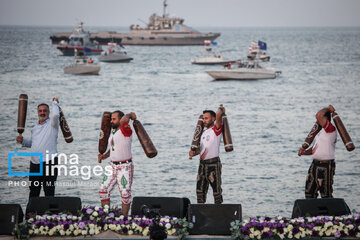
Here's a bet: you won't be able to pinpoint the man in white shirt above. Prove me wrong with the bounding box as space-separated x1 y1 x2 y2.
298 105 337 198
16 98 60 198
98 110 136 217
189 105 225 204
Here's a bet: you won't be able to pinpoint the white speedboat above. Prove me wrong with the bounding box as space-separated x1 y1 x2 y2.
206 61 281 80
191 41 236 65
64 56 100 75
99 43 133 63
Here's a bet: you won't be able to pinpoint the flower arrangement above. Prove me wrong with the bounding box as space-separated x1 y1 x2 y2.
230 214 360 239
15 205 192 239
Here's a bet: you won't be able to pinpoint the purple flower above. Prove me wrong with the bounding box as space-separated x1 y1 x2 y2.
122 228 128 234
292 227 299 234
78 221 86 229
81 208 87 214
334 231 341 238
108 212 115 218
99 210 104 216
312 231 319 237
86 208 94 215
64 223 69 230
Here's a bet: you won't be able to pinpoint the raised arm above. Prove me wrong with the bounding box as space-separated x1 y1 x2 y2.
215 104 225 129
316 105 335 128
51 97 60 127
120 112 137 125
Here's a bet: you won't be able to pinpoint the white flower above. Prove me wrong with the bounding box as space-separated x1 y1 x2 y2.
295 233 300 239
264 227 270 232
72 216 77 221
104 204 109 209
60 230 65 236
115 225 121 231
165 223 171 229
109 224 116 231
95 206 100 211
29 230 34 235
34 229 39 234
143 228 149 236
104 208 109 213
73 230 79 236
249 234 255 238
89 228 95 235
104 224 108 230
82 230 87 235
65 229 71 236
90 216 94 220
128 230 133 235
69 224 74 231
92 211 98 217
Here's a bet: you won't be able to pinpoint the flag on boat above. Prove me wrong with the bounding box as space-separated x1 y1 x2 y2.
251 41 258 48
258 40 267 50
211 41 218 46
84 47 91 53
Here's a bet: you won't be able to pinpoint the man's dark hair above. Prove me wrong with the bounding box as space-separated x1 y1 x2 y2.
203 110 216 118
149 223 167 240
112 110 124 119
37 103 49 110
324 111 331 122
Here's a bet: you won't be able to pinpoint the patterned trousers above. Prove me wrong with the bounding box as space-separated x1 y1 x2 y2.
305 159 335 198
196 157 223 204
99 161 134 205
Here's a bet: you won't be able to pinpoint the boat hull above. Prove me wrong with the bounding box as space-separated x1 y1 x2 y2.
64 65 101 75
99 54 133 63
206 69 277 80
57 46 103 56
52 33 220 46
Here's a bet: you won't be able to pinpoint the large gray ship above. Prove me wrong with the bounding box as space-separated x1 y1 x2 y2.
50 0 220 46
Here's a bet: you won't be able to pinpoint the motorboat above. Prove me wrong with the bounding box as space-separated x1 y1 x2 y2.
191 40 237 65
64 54 100 75
57 22 103 56
98 43 133 63
247 40 270 62
50 1 220 46
205 61 281 80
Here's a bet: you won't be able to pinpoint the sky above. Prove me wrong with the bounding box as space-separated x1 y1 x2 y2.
0 0 360 28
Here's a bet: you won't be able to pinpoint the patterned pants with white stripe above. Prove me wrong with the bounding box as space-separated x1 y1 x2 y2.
305 159 335 198
99 162 134 205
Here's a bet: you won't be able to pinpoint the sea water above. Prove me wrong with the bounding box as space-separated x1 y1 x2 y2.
0 26 359 217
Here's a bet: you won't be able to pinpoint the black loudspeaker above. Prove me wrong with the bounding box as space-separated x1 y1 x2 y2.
131 196 190 218
188 204 242 235
26 197 81 218
292 198 351 218
0 204 24 235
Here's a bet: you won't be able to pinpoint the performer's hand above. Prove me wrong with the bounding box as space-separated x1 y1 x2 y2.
98 154 104 163
298 148 305 156
218 104 225 114
16 135 23 144
189 150 194 159
52 97 59 103
130 112 137 120
328 105 335 113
